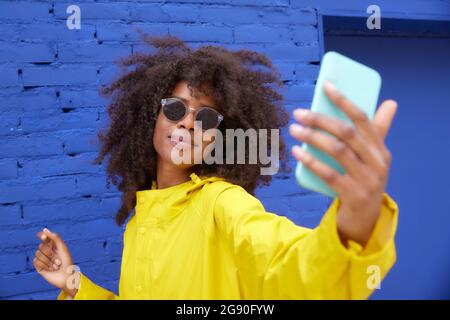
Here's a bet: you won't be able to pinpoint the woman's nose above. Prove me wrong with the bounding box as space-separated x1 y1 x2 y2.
177 109 196 131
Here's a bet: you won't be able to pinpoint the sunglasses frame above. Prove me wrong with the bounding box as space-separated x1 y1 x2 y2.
160 97 224 130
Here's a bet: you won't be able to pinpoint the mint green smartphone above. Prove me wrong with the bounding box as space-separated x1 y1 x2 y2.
295 51 382 198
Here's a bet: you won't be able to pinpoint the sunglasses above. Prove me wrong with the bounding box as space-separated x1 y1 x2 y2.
160 97 224 130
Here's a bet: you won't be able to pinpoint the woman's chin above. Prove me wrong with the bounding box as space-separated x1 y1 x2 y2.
162 148 196 168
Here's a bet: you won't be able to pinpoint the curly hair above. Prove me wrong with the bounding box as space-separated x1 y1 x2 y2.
92 34 291 226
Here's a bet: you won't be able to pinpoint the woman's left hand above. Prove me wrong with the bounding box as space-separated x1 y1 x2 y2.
289 81 398 247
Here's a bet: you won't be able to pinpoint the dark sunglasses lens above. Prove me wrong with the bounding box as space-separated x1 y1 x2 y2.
196 108 220 130
163 100 186 121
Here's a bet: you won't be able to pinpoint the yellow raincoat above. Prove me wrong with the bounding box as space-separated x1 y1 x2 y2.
58 172 398 300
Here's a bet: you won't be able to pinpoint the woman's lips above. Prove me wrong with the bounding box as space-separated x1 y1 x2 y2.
168 135 197 148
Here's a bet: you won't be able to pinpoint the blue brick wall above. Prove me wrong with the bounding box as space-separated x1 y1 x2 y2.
2 0 447 300
0 0 328 299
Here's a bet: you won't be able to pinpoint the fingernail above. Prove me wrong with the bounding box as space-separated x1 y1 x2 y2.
294 109 309 120
324 80 336 92
290 123 304 135
43 228 50 234
293 145 305 159
55 259 61 265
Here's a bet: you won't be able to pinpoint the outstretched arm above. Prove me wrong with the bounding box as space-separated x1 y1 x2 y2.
214 185 398 299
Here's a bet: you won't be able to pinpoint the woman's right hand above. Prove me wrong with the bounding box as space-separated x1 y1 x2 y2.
33 228 79 298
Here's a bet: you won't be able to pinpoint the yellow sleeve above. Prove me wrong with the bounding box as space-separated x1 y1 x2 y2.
57 273 120 300
213 185 398 300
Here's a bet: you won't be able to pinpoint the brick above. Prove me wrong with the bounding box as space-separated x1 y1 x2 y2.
0 2 50 20
234 25 291 43
265 43 319 61
0 88 57 112
0 176 77 203
75 174 117 195
132 43 160 55
0 217 120 251
18 22 96 42
169 24 233 42
0 158 18 180
99 197 122 216
255 174 308 198
141 0 289 7
197 6 262 24
155 0 229 3
0 252 27 273
231 0 289 5
97 65 121 85
22 65 98 87
51 219 121 242
78 260 121 283
0 133 63 158
0 272 50 298
104 239 124 258
22 197 110 224
0 66 19 87
197 6 316 25
0 111 20 135
296 212 323 228
0 227 39 249
58 42 131 63
260 196 291 217
130 4 199 22
54 2 130 20
291 25 318 44
0 261 118 297
0 204 20 226
0 23 20 42
273 61 296 81
21 152 101 178
2 289 60 300
96 109 110 130
0 43 54 63
96 22 168 42
288 193 328 214
69 239 112 263
294 63 319 81
61 129 100 154
20 109 100 134
59 89 108 108
260 7 317 25
284 83 315 102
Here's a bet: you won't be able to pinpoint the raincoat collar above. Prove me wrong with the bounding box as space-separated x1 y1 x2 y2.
135 172 225 226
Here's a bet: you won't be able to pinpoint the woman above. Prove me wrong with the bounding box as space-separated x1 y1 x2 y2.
33 35 398 299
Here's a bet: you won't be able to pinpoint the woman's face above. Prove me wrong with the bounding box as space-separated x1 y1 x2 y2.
153 81 220 169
